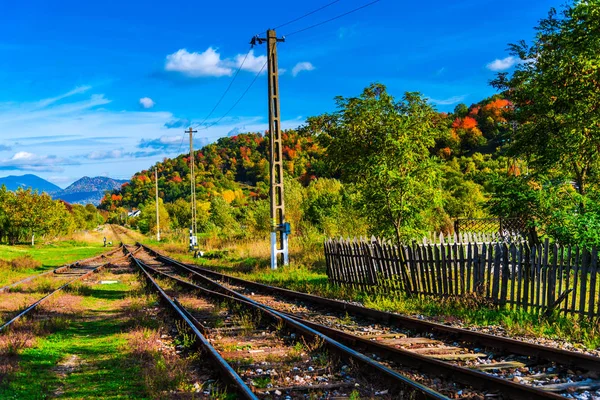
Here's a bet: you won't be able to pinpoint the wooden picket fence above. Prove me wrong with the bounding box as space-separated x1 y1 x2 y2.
421 231 524 245
324 237 600 318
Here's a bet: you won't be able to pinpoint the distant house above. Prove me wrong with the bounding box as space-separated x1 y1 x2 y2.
128 210 141 218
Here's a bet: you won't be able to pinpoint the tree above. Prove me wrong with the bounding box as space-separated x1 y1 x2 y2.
492 1 600 200
453 103 469 118
138 199 170 235
316 83 443 244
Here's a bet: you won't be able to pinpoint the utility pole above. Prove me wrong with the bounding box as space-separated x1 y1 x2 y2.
187 127 198 253
154 167 160 242
252 29 289 269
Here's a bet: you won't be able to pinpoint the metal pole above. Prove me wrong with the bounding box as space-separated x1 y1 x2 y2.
155 167 160 242
187 127 198 252
266 29 288 269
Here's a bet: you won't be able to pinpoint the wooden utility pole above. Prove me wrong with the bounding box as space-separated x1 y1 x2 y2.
187 127 198 252
252 29 289 269
154 167 160 242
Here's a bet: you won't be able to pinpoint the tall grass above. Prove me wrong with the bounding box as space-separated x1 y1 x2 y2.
125 328 191 399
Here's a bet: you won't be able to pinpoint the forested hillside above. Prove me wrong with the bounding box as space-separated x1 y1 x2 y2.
100 91 517 242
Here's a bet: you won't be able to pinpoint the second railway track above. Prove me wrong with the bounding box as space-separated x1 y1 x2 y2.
0 246 135 331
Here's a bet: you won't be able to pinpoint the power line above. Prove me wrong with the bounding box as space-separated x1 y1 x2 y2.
199 60 268 130
273 0 341 30
284 0 381 37
174 46 254 154
176 0 381 149
193 47 253 128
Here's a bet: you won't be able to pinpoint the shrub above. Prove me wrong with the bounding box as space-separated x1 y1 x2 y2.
10 256 41 271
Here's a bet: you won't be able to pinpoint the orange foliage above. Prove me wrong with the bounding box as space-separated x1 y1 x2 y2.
483 99 511 111
283 145 297 159
508 162 521 176
170 176 183 183
469 106 480 116
440 147 452 159
137 175 151 183
450 130 460 143
240 146 251 161
111 194 122 201
483 98 512 123
452 116 478 130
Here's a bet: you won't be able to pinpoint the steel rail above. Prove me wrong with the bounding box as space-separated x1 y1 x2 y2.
139 244 600 374
138 253 564 400
125 247 259 400
129 250 452 399
0 246 124 293
0 259 118 332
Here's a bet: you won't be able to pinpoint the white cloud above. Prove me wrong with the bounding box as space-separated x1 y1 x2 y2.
12 151 35 160
486 56 519 71
35 85 91 108
165 48 269 78
0 152 76 172
235 50 267 73
139 97 155 109
0 86 174 178
165 48 233 77
87 150 124 160
292 62 315 77
0 86 305 181
428 95 467 106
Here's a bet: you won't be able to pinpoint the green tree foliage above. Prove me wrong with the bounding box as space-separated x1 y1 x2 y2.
313 83 444 243
492 1 600 197
165 198 191 229
135 199 170 235
0 186 104 244
485 1 600 246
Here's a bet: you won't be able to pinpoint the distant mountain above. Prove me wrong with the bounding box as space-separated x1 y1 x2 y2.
56 176 128 205
0 174 62 193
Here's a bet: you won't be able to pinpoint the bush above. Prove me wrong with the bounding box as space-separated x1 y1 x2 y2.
9 256 41 271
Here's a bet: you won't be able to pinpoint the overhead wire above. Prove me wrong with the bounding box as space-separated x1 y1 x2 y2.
21 2 382 182
199 59 268 130
273 0 341 30
193 47 253 129
178 0 381 148
284 0 381 37
189 0 353 137
174 46 254 154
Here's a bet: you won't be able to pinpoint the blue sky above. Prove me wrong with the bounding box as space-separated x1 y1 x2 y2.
0 0 558 187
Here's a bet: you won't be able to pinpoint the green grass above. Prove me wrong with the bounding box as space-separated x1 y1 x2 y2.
0 241 112 287
0 273 150 399
0 319 146 400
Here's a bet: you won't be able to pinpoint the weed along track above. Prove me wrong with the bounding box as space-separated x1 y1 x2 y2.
0 247 132 331
128 245 452 399
137 243 600 399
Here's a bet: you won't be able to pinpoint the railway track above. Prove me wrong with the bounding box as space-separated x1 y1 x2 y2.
109 224 138 245
135 243 600 399
127 245 455 399
0 247 133 331
0 247 123 293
